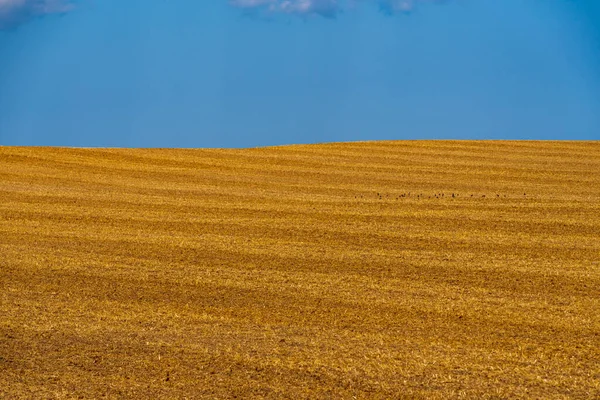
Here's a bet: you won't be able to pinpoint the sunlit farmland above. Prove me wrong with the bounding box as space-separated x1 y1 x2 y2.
1 141 599 399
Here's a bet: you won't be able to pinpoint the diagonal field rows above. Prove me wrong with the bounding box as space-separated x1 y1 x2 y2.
1 141 600 398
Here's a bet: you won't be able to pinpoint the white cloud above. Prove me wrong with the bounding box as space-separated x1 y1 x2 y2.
231 0 340 18
230 0 442 17
0 0 72 30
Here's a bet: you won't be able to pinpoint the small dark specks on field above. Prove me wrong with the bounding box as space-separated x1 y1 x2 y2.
354 191 524 204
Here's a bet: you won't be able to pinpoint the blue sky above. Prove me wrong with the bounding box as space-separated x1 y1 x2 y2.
0 0 599 148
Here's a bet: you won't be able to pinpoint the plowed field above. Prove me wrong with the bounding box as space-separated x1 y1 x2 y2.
1 141 599 399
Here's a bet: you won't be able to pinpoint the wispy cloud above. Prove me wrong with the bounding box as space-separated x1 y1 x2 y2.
229 0 446 17
0 0 72 30
0 0 447 30
230 0 340 18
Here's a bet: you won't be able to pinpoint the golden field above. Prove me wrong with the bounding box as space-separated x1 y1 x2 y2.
1 141 599 399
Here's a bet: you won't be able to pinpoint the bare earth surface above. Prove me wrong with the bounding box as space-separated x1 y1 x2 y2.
1 141 599 399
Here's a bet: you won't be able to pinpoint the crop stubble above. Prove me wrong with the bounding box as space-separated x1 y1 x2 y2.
1 141 599 398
